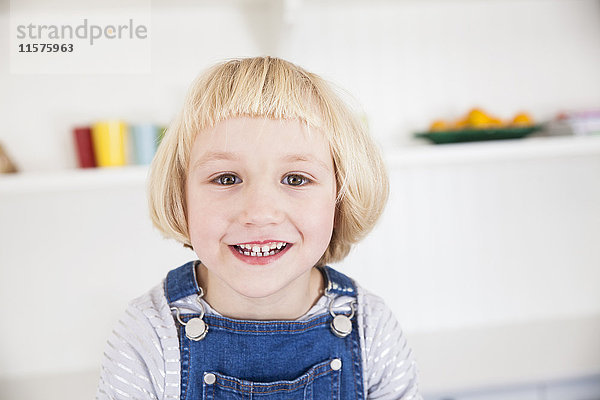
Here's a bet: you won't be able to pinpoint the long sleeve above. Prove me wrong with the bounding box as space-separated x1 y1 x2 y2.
96 284 180 400
359 289 422 400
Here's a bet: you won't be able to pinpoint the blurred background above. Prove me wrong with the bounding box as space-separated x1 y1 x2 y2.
1 0 599 399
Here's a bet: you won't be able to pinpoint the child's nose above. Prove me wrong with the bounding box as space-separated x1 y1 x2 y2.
237 183 285 226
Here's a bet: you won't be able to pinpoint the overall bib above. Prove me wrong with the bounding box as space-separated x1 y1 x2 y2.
165 261 365 400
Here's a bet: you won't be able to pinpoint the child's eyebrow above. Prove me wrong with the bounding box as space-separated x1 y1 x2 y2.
281 154 332 172
192 151 239 169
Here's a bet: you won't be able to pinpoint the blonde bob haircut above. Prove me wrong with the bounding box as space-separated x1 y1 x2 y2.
148 56 389 266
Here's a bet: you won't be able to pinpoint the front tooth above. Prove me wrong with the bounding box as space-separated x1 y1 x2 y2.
252 246 260 253
258 252 263 257
251 252 256 256
261 245 270 252
244 251 250 255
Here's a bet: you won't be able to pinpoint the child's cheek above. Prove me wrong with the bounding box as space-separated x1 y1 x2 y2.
186 188 222 245
302 197 336 244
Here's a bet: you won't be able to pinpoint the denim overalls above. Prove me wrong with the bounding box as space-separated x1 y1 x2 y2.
165 261 365 400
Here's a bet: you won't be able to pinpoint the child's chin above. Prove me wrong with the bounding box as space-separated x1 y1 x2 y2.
235 282 284 299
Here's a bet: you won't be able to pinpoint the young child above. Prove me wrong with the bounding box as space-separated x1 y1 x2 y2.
97 57 422 400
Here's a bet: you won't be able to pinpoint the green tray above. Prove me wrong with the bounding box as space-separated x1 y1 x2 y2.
415 125 543 144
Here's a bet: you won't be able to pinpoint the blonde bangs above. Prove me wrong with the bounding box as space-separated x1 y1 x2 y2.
182 58 328 135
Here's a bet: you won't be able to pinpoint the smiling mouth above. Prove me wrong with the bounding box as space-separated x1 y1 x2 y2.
231 242 289 257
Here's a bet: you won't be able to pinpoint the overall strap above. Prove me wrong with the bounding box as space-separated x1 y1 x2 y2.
165 261 201 303
319 265 357 297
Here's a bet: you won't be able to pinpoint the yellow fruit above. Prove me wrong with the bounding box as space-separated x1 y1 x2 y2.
429 120 449 131
512 112 533 126
453 117 469 129
487 117 504 128
427 108 516 133
466 108 492 127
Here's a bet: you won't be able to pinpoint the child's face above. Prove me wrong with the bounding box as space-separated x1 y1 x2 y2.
186 117 336 302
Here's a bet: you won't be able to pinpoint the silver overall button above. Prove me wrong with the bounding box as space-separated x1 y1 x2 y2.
330 314 352 338
204 373 216 385
330 358 342 371
186 318 208 341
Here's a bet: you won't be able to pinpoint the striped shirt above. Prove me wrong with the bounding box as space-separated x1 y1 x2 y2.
96 279 422 399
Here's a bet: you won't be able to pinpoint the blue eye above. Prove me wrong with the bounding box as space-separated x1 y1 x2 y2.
283 174 310 186
214 174 241 185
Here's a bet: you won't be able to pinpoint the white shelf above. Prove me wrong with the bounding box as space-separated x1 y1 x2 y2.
387 135 600 167
0 165 149 195
1 136 599 195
